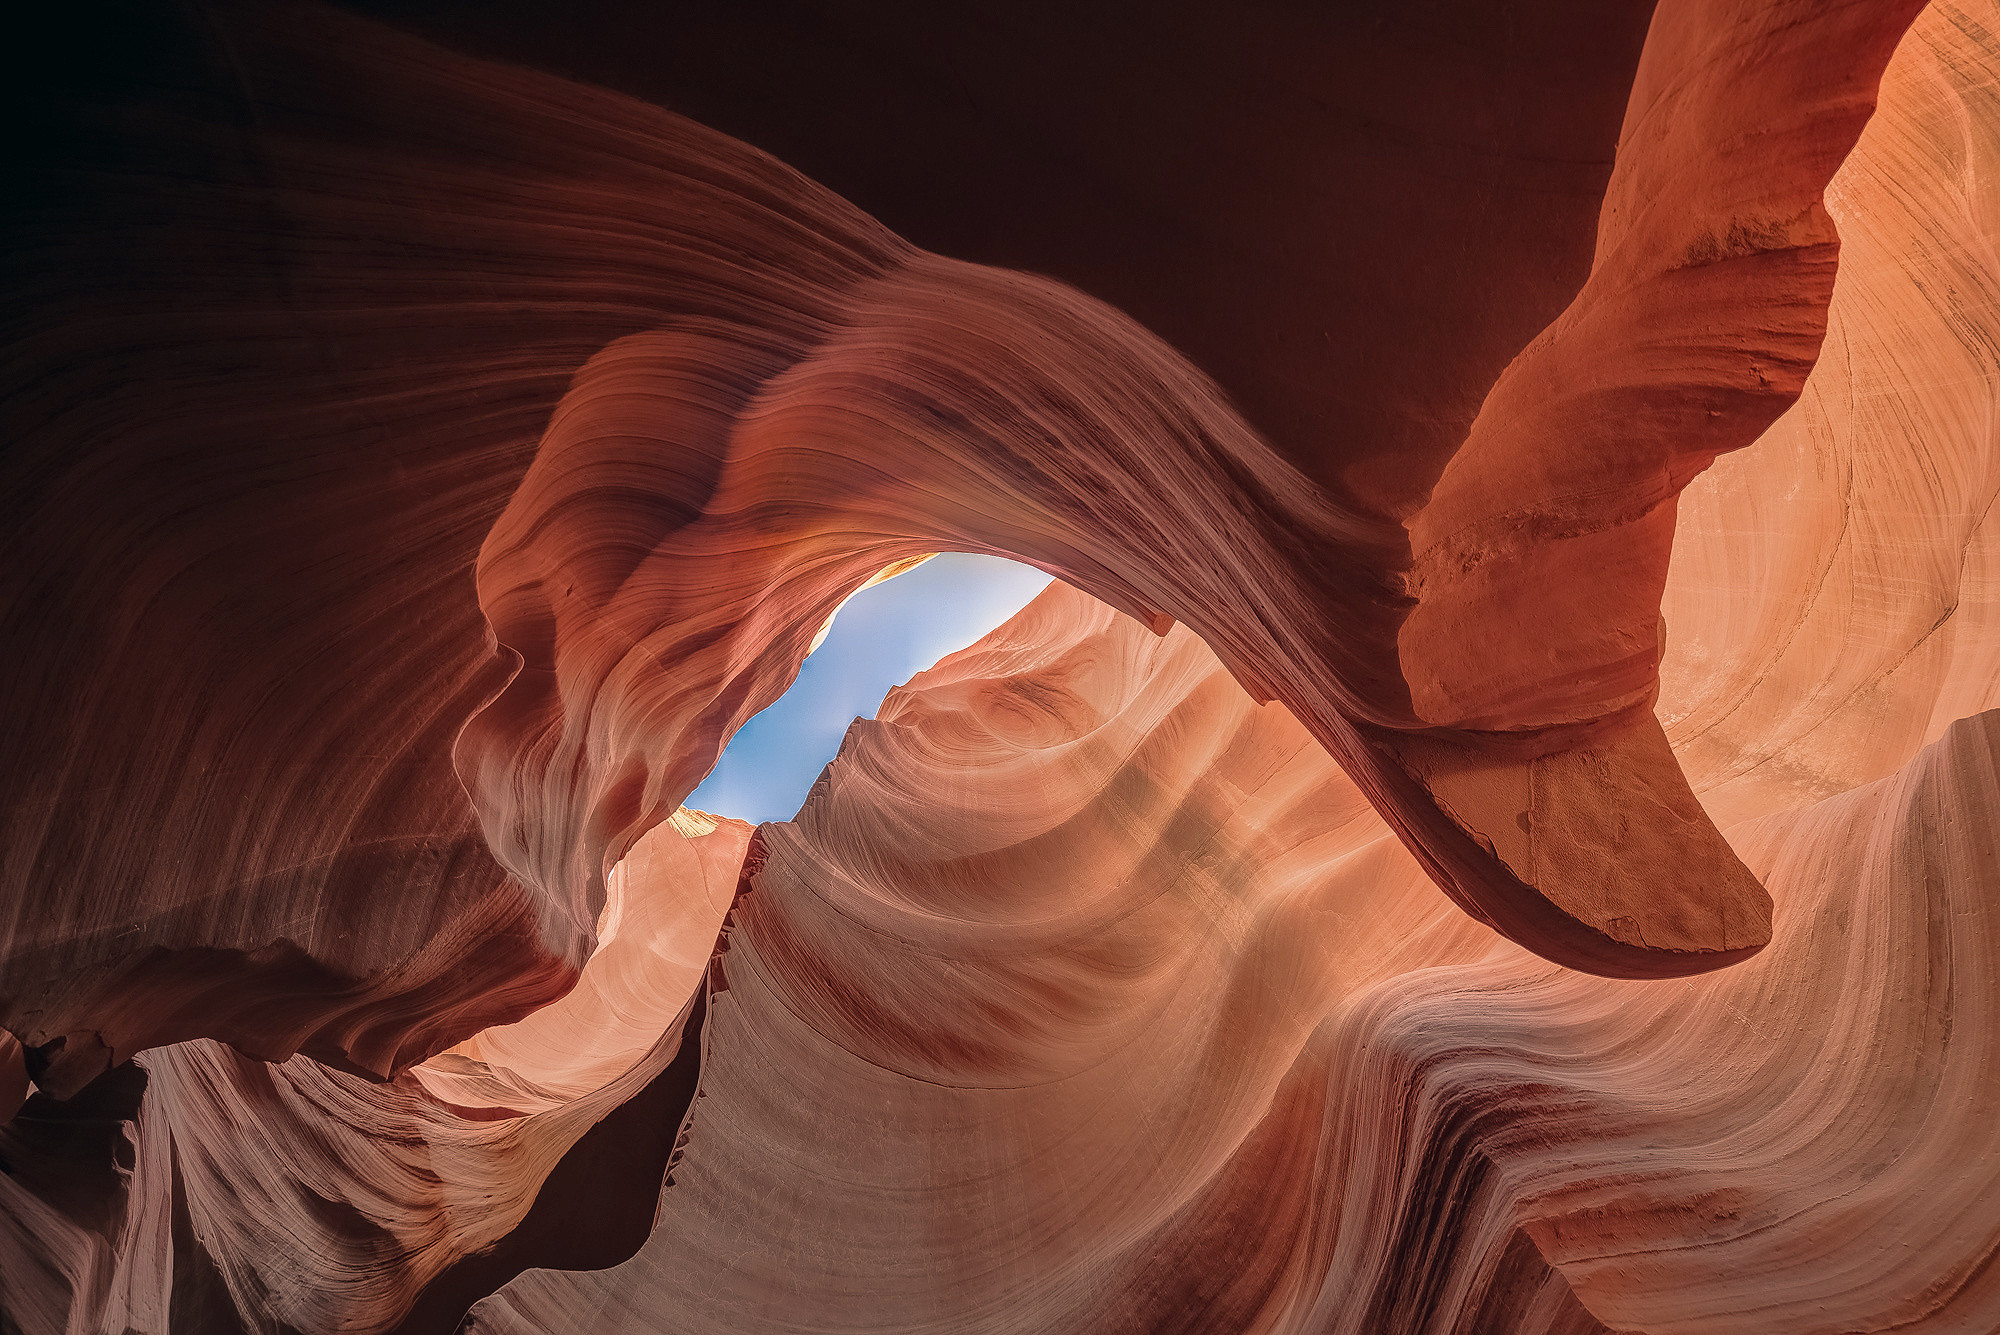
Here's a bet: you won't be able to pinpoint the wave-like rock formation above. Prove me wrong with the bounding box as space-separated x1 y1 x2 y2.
471 588 2000 1335
5 0 2000 1331
458 0 1927 990
0 809 746 1334
1660 0 2000 825
0 0 1932 1112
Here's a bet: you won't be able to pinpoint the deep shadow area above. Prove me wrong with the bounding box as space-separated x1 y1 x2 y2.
389 990 709 1335
328 0 1655 513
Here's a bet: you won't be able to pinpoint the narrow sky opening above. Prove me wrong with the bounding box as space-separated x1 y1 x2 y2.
685 553 1055 824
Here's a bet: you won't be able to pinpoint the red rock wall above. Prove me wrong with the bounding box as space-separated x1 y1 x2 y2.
469 589 2000 1335
5 0 1999 1331
453 0 1925 989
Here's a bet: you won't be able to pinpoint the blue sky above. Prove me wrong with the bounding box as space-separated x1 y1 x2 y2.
684 554 1055 824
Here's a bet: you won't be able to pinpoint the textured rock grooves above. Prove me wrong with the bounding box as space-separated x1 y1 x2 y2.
455 0 1925 990
0 0 1927 1111
0 811 749 1335
5 0 2000 1332
470 594 2000 1335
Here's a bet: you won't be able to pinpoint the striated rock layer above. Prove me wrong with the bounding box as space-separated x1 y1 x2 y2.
456 0 1926 991
468 587 2000 1335
1660 0 2000 826
463 7 2000 1328
0 810 747 1335
0 0 1930 1116
4 0 2000 1333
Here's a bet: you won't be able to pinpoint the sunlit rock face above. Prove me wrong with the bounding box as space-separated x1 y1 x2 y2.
472 590 2000 1335
0 809 748 1335
3 0 2000 1331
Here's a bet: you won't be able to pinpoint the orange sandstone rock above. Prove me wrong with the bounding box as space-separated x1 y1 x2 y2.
5 1 1999 1331
0 0 1927 1109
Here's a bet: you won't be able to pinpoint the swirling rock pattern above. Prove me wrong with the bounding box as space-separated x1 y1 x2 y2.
468 594 2000 1335
0 809 745 1335
455 0 1927 986
0 0 1929 1113
465 7 2000 1328
5 0 2000 1332
1661 0 2000 825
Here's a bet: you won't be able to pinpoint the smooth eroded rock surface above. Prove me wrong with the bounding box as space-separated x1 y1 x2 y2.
6 0 2000 1331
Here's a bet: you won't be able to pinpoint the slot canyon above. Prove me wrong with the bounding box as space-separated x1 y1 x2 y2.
4 0 2000 1330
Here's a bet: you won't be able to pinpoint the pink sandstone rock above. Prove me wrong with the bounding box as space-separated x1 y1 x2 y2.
6 1 2000 1331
